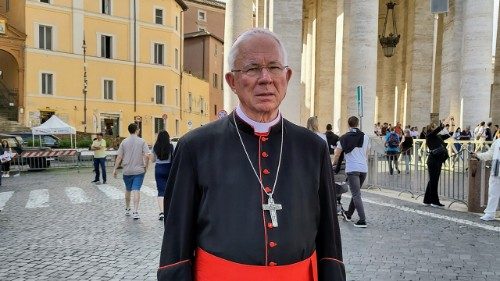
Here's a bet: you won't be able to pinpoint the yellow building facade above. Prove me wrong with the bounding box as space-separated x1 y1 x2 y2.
0 0 211 144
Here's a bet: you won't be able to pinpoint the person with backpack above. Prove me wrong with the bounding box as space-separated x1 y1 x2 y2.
385 127 401 175
152 130 174 221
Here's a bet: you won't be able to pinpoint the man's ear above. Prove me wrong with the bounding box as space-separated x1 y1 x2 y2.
285 67 292 83
225 72 236 92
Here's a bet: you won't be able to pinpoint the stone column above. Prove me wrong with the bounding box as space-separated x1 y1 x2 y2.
440 0 463 125
223 0 253 112
314 0 337 130
492 3 500 126
333 0 345 134
268 0 304 125
407 0 434 128
344 0 378 135
460 0 494 128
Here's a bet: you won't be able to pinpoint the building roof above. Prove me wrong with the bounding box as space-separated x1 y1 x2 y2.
176 0 189 11
184 30 223 43
185 0 226 9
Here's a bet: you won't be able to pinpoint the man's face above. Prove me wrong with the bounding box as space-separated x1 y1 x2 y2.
225 34 292 121
97 135 103 140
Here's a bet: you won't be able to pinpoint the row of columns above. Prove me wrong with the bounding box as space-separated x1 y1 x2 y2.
224 0 497 134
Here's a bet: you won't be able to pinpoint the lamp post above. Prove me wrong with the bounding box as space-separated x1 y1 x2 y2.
82 38 88 133
379 1 401 58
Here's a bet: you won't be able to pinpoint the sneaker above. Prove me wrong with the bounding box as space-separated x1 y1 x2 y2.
480 214 495 221
102 181 106 184
132 212 140 220
91 180 99 183
125 208 131 216
158 212 164 221
353 220 367 228
423 203 431 206
342 212 352 222
431 203 445 208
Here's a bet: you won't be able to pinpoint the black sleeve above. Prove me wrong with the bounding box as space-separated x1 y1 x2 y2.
158 139 201 281
430 123 444 137
316 145 346 281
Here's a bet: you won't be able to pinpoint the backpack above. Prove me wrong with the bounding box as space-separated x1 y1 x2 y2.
387 133 399 148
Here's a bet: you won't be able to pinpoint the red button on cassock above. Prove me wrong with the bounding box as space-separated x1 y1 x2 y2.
269 262 277 266
269 242 277 248
264 187 272 193
267 223 274 229
263 169 270 175
261 152 269 158
262 137 269 142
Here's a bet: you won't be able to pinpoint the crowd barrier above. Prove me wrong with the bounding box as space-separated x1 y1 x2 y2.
7 149 118 173
366 138 493 208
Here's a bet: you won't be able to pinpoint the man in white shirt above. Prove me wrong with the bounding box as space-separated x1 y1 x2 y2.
333 116 371 228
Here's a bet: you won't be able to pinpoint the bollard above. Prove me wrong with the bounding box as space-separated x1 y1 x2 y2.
468 159 483 212
468 159 491 213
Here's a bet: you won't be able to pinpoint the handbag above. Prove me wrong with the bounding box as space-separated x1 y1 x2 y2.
430 146 449 161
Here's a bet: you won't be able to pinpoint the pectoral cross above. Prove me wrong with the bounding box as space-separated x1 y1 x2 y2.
262 196 282 227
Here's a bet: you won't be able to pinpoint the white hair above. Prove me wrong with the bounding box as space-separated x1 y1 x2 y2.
227 28 288 70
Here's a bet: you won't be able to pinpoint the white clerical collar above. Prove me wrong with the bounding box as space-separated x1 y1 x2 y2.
236 106 281 134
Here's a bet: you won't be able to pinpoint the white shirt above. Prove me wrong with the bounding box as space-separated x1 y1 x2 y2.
337 134 371 173
236 106 281 134
477 139 500 177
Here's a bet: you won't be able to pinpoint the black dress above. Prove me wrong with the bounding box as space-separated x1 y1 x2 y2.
423 123 450 205
158 112 345 281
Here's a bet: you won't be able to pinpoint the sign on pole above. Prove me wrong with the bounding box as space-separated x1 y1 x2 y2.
356 85 363 117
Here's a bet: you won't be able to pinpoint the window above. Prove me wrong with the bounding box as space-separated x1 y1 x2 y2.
101 0 111 15
198 10 206 21
175 48 179 69
188 93 192 112
213 73 218 89
38 25 52 50
200 97 205 114
101 35 112 59
175 119 179 136
40 0 50 3
41 73 53 95
175 88 179 106
156 85 164 104
175 16 179 31
214 105 217 116
154 118 165 134
104 80 114 100
155 9 163 24
154 43 164 65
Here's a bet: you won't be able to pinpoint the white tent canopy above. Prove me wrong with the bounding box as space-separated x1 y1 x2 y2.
31 115 76 148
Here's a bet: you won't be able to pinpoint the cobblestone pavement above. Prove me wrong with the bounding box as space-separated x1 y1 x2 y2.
0 168 498 281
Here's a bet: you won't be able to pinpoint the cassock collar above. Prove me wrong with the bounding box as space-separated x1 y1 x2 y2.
235 106 282 135
232 108 283 136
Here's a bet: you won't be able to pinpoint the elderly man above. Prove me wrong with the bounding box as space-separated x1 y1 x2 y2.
158 28 345 281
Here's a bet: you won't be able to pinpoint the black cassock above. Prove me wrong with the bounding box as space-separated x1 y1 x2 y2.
158 112 346 281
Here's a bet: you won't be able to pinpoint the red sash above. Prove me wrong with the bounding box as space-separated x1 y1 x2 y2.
194 248 318 281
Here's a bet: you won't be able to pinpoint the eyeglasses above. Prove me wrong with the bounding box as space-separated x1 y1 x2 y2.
231 64 288 77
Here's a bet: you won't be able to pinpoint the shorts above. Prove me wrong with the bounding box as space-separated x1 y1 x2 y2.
123 173 145 191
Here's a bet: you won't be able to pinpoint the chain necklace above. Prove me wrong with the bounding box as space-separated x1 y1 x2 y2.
233 113 284 227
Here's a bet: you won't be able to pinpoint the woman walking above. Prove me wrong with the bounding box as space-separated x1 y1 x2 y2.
1 140 12 178
152 130 174 220
401 129 413 174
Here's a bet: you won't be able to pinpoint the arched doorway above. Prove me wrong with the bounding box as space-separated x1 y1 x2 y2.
0 50 20 121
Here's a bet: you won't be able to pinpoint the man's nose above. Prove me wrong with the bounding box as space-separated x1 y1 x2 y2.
258 67 273 81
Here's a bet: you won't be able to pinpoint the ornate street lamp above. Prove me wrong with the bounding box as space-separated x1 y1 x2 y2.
379 1 400 58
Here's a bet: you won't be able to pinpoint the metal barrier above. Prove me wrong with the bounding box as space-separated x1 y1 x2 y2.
6 149 118 174
367 138 493 208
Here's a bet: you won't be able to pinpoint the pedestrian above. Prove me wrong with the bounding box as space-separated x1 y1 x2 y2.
151 130 174 221
0 144 5 187
91 133 107 184
472 130 500 221
385 127 401 175
158 28 345 280
1 140 12 178
112 123 151 220
333 116 371 228
423 116 454 207
485 122 493 141
325 123 340 155
307 116 328 144
401 129 413 174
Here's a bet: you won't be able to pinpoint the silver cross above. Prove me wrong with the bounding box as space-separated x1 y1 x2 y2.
262 196 282 227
